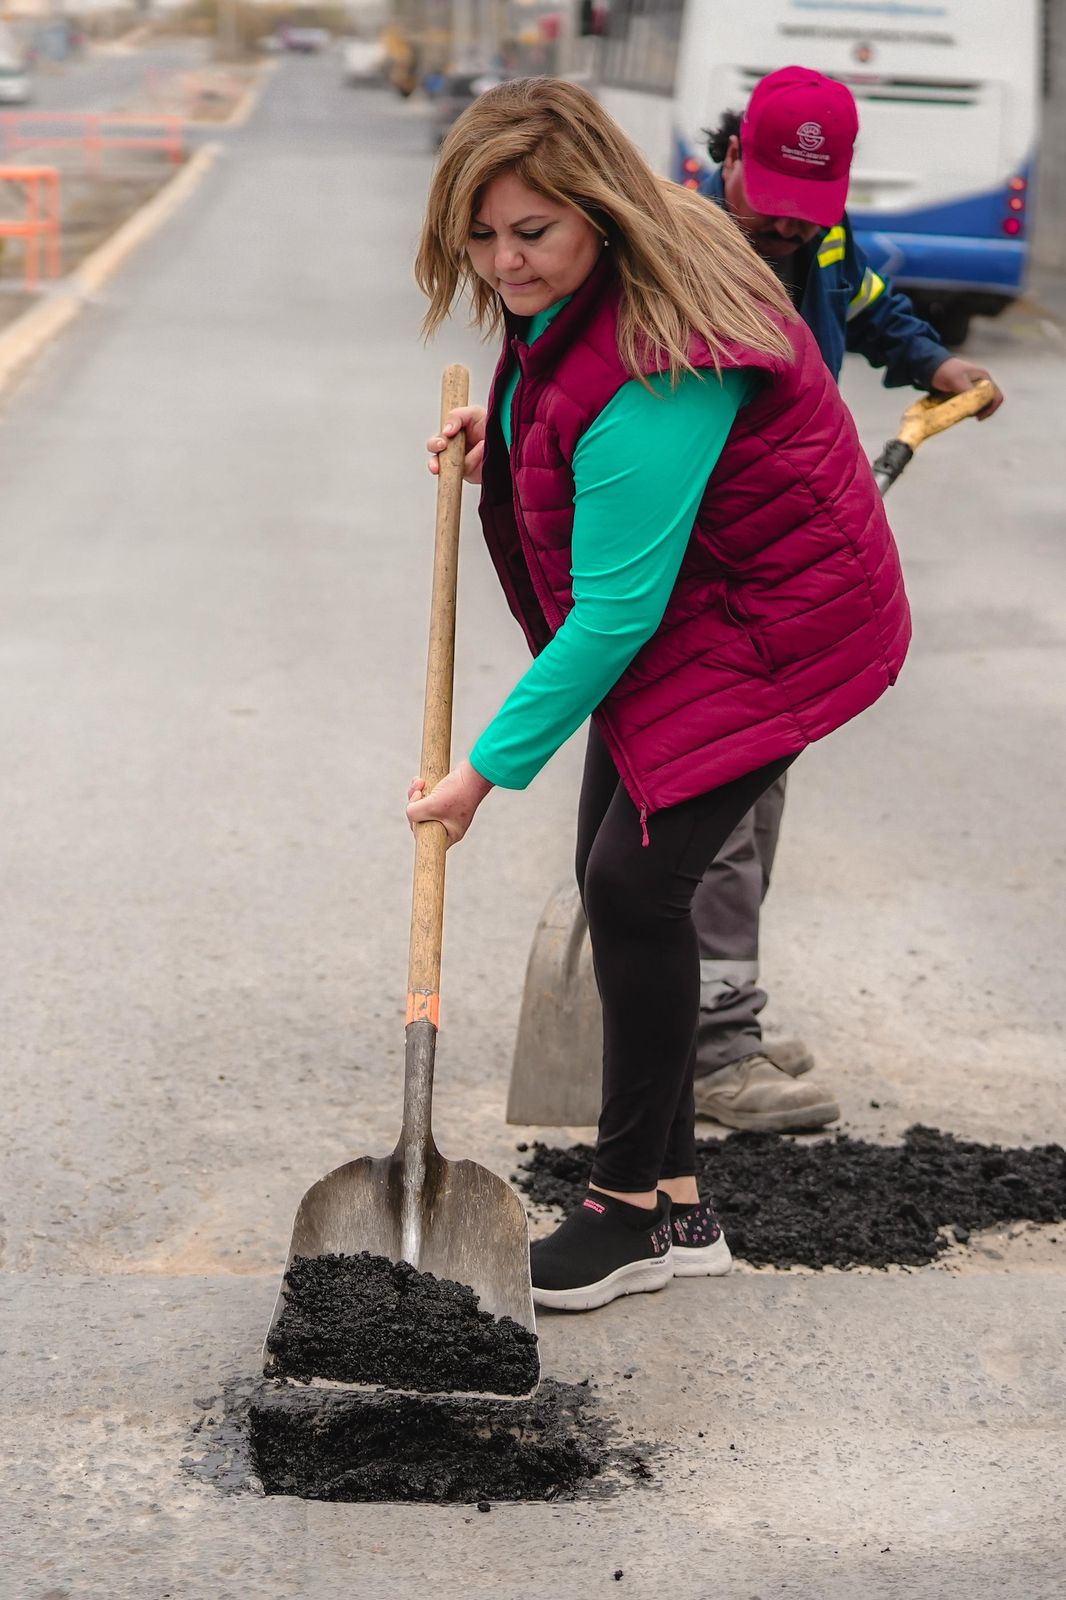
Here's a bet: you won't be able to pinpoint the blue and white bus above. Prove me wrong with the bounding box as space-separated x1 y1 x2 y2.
587 0 1042 344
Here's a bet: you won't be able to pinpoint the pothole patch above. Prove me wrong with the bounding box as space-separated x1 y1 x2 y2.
250 1377 648 1503
185 1375 654 1506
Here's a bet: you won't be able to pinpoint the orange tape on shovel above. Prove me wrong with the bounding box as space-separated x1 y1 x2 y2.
406 989 441 1028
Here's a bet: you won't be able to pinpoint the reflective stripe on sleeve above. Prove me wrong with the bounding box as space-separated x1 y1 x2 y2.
817 224 847 268
846 267 887 320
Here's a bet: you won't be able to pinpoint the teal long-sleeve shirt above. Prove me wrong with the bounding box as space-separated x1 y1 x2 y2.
469 302 754 791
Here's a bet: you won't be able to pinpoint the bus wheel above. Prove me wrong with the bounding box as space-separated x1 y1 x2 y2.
916 296 972 349
934 306 972 348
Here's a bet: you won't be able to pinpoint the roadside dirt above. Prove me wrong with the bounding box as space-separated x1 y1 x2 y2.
122 60 262 123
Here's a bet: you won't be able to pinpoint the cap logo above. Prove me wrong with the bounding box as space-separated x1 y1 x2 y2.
779 120 833 170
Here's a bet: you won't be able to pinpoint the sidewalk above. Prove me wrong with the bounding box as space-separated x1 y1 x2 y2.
1 58 1063 1599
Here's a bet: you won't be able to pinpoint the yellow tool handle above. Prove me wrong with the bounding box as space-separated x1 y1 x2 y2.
896 378 997 450
407 364 470 1029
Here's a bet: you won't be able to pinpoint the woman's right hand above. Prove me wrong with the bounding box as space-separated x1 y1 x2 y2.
427 405 488 485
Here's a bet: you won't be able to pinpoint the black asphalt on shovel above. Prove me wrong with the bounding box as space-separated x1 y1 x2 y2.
265 365 538 1393
506 378 997 1126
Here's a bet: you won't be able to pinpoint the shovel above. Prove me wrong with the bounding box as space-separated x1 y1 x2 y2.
265 364 537 1386
507 377 998 1126
871 377 997 493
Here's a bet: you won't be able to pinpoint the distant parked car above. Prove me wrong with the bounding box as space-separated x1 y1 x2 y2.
280 26 330 54
342 39 386 86
0 58 30 104
431 70 504 147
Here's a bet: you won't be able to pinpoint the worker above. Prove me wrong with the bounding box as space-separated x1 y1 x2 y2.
687 66 1002 1134
410 79 910 1309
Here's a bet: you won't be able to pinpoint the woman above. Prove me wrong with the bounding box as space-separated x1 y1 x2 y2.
408 78 910 1312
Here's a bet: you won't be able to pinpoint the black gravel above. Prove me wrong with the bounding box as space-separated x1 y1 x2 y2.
264 1252 539 1396
250 1378 635 1503
514 1126 1066 1270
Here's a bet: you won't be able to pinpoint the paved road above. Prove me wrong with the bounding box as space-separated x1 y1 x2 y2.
1 54 1064 1599
25 37 210 115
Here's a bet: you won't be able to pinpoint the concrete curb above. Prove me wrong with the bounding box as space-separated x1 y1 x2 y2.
0 140 221 403
220 59 278 130
179 59 279 130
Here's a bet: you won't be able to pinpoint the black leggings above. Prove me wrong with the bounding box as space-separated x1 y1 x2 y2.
576 724 794 1193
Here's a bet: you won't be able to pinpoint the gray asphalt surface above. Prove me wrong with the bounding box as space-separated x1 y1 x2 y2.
27 37 208 115
1 53 1064 1600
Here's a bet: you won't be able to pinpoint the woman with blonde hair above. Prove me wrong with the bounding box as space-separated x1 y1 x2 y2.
408 78 910 1311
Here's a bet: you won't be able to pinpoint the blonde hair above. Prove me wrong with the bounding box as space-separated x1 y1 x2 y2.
415 76 795 382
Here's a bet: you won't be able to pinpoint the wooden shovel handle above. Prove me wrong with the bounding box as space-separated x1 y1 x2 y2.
896 379 997 449
406 364 470 1029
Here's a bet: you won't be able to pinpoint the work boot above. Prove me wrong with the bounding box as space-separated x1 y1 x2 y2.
693 1054 840 1133
670 1198 732 1278
762 1036 815 1077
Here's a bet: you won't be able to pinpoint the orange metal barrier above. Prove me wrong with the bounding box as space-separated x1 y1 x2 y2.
0 166 61 288
0 112 185 172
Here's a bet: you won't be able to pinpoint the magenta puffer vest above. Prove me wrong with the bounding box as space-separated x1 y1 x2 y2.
478 257 911 818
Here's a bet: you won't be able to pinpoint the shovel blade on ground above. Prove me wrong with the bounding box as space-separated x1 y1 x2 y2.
507 881 603 1126
264 1149 538 1382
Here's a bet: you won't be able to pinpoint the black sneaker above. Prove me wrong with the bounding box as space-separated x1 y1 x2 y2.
670 1198 732 1278
530 1191 674 1312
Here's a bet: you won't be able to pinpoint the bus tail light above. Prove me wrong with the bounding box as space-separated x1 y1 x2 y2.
1002 175 1026 235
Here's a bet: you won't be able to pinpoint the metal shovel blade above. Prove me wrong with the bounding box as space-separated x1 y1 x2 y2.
507 880 602 1127
262 1141 539 1397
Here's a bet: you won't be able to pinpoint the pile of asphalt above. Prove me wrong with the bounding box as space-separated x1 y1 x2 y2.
248 1378 646 1504
240 1253 654 1503
514 1125 1066 1269
264 1252 539 1396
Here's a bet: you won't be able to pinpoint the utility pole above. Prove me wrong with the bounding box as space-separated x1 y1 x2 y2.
478 0 501 65
452 0 475 67
217 0 239 60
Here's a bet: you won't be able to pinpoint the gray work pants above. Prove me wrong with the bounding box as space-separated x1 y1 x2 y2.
692 773 787 1077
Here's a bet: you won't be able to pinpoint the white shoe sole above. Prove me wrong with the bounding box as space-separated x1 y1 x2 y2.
672 1232 733 1278
532 1251 674 1312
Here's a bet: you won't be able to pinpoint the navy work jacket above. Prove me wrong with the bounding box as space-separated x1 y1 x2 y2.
700 167 949 389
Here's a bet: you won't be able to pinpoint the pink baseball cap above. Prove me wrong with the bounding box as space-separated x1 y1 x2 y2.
740 66 859 228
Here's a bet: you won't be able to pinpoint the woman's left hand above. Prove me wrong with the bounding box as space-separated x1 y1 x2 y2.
406 759 494 845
